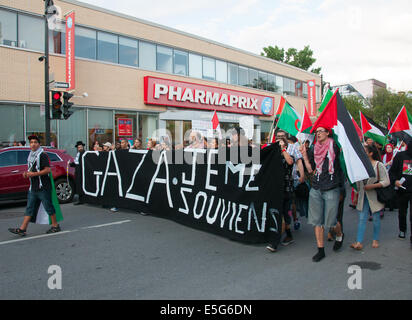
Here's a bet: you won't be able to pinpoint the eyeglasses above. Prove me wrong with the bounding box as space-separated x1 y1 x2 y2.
315 130 327 134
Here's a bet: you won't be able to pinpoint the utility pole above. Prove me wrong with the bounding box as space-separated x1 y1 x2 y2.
43 0 53 146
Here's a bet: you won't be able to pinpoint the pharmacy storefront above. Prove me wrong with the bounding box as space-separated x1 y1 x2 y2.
144 76 275 146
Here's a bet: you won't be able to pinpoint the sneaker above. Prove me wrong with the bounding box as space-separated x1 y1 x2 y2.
46 225 61 234
294 220 301 230
281 236 295 246
110 207 119 212
8 228 26 237
139 212 149 216
399 232 406 240
266 245 277 253
312 250 325 262
333 233 344 251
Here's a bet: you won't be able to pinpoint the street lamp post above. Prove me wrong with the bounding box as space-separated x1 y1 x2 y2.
43 0 53 146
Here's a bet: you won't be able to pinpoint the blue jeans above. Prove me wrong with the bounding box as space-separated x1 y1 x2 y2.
356 197 381 243
25 189 55 217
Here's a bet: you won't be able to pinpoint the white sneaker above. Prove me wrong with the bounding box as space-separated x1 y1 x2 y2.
399 231 406 239
110 207 119 212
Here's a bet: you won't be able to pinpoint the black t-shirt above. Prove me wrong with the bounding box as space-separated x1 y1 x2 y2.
30 153 51 191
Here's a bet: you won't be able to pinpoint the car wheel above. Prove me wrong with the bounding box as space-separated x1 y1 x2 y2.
55 178 74 204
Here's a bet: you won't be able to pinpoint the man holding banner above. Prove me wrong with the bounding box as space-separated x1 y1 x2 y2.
8 135 62 236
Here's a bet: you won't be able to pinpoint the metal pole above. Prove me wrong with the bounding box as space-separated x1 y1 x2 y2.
44 0 51 146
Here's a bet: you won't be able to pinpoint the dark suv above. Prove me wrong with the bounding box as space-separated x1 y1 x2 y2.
0 147 76 204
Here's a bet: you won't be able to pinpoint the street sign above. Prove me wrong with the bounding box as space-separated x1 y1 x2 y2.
51 81 69 89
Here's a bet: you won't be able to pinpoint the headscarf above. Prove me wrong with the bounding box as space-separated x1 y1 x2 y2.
314 137 335 178
382 143 394 163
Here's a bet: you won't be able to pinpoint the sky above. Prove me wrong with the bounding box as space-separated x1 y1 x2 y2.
80 0 412 92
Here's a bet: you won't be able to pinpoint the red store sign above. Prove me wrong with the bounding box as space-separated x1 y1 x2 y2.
144 76 274 116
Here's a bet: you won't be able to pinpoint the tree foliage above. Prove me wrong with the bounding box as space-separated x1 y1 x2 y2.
261 45 321 74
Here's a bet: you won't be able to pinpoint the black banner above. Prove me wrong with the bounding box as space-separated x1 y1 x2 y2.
79 144 284 243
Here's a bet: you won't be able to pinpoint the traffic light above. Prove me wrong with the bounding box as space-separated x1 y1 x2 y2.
62 92 74 119
51 91 62 119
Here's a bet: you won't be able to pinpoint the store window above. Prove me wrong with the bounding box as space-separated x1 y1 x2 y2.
119 36 138 67
295 81 303 97
174 50 188 76
18 14 44 52
0 105 24 147
166 120 191 147
88 109 113 150
189 53 202 79
139 114 158 147
0 9 17 47
26 106 57 147
75 26 96 60
97 31 118 63
139 41 156 71
216 60 227 83
202 56 215 81
260 120 272 145
248 69 258 88
267 74 275 92
258 71 267 90
238 66 248 86
157 45 173 73
228 63 238 85
115 112 137 147
283 77 295 96
59 108 87 157
303 82 308 98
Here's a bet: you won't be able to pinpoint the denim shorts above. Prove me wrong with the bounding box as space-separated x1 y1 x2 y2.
308 187 340 228
25 189 55 217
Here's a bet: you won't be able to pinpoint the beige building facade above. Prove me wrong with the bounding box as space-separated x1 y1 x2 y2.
0 0 321 155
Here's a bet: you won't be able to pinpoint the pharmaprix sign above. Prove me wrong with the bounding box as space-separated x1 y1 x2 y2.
144 76 274 117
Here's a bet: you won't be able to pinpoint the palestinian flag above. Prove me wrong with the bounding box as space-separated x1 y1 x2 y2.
276 99 303 137
311 90 375 184
360 112 387 146
388 105 412 144
318 88 333 113
31 173 64 224
350 114 363 141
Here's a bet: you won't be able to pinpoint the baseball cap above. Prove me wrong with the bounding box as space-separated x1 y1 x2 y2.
103 142 112 148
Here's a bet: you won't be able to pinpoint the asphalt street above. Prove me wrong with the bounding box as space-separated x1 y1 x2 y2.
0 192 411 300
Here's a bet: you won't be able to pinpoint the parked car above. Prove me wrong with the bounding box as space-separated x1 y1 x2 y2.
0 146 76 204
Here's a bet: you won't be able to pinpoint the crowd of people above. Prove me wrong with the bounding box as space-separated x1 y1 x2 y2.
7 127 412 262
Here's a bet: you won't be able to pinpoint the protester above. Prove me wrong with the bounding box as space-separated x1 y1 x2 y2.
114 141 121 150
147 138 157 150
364 137 374 147
8 135 61 236
18 140 26 146
300 126 344 262
132 138 143 150
186 131 204 149
70 141 85 205
351 144 390 250
266 134 295 252
120 138 130 150
93 141 102 151
382 143 394 170
208 137 219 149
102 142 112 152
389 140 412 245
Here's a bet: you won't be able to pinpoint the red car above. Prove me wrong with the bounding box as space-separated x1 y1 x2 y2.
0 146 76 204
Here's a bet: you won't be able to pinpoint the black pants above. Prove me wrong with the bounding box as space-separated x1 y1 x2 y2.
269 193 292 248
397 192 412 239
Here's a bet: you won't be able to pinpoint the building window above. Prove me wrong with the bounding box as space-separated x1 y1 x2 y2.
50 27 65 54
295 81 303 97
156 45 173 73
275 75 283 94
173 49 188 76
189 53 202 79
267 74 275 92
215 60 227 83
139 41 156 71
97 31 118 63
119 36 138 67
238 66 248 86
258 71 267 90
59 107 87 157
202 56 215 80
283 77 296 96
18 14 44 52
75 26 96 60
228 63 238 85
0 9 17 47
26 106 57 147
139 114 158 146
88 109 113 149
248 69 258 88
303 82 308 98
0 105 24 147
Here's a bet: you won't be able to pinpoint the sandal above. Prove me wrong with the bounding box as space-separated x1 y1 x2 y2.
350 242 363 250
372 240 379 248
8 228 26 237
46 225 61 234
